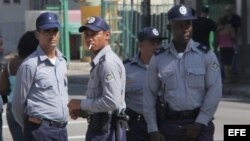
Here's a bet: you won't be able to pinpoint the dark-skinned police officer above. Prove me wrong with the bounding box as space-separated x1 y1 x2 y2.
143 4 222 141
124 27 167 141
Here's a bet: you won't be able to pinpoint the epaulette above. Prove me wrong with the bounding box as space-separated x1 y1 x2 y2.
123 58 131 64
197 44 209 53
99 55 106 64
154 47 167 56
62 56 67 62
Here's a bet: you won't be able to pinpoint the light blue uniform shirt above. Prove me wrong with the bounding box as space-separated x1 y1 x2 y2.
12 47 69 128
143 39 222 132
80 45 126 113
124 53 147 114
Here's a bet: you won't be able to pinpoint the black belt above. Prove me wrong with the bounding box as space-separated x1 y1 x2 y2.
28 117 67 128
125 108 145 122
166 108 200 120
42 118 67 128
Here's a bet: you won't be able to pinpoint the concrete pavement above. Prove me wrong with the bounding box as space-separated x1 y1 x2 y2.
68 61 250 96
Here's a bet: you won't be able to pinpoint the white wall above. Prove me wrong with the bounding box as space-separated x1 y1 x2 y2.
0 1 29 54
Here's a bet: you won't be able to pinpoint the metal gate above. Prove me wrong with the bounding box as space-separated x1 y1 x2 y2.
101 0 173 59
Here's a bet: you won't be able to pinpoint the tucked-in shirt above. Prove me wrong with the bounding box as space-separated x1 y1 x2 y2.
143 39 222 132
12 47 68 128
124 53 147 114
80 45 126 113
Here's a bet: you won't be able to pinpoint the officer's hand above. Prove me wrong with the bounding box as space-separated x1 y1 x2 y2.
149 131 165 141
180 122 204 141
70 110 89 120
69 110 81 120
68 99 81 112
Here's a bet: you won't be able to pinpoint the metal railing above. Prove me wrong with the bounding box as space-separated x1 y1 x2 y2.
101 0 173 59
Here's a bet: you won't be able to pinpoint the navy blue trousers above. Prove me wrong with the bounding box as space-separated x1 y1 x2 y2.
86 124 126 141
126 115 149 141
23 120 68 141
158 119 214 141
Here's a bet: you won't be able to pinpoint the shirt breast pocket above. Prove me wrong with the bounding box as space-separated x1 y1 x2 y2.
35 78 53 90
160 70 177 90
35 77 55 98
187 68 205 88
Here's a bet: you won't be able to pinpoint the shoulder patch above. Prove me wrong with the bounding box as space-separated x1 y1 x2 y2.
197 44 209 53
154 47 167 56
123 58 131 64
99 55 106 64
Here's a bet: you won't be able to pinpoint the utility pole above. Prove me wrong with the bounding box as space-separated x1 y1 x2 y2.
62 0 70 62
141 0 150 27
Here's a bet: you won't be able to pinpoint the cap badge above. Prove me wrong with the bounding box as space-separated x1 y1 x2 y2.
152 29 159 36
179 6 187 15
87 17 95 24
49 17 52 20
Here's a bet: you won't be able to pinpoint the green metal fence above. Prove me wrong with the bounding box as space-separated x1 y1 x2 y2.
101 0 173 59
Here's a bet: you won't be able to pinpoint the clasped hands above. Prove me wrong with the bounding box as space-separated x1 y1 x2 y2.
68 99 83 120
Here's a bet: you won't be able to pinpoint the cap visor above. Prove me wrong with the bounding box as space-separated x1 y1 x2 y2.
145 37 168 41
171 16 197 21
79 25 102 32
39 24 60 30
158 37 168 40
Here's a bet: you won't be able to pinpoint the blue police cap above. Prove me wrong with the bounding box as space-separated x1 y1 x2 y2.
167 4 196 21
36 12 60 30
138 27 167 42
79 16 110 32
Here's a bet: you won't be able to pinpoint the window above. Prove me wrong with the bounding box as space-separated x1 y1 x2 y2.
13 0 20 3
3 0 10 4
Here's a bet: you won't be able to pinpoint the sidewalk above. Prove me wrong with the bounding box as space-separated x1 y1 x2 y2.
68 61 250 97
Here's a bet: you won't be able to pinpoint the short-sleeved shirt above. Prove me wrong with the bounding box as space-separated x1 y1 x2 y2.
12 47 68 128
80 45 126 113
124 53 147 114
143 39 222 132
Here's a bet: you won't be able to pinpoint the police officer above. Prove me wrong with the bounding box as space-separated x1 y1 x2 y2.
68 16 127 141
124 27 167 141
143 4 222 141
12 12 68 141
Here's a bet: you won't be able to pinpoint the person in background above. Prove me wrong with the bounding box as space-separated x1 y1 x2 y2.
68 16 127 141
124 27 167 141
12 12 69 141
192 6 217 50
0 31 38 141
143 4 222 141
224 4 241 81
0 36 4 63
0 35 4 141
214 16 235 83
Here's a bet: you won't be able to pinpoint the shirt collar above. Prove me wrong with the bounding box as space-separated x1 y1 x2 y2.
37 46 65 62
168 39 200 55
130 52 147 68
92 45 111 66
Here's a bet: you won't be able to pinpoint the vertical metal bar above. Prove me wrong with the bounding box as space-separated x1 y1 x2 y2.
63 0 70 62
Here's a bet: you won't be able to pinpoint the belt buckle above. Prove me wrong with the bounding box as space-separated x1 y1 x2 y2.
137 115 141 121
48 120 54 127
43 119 67 128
